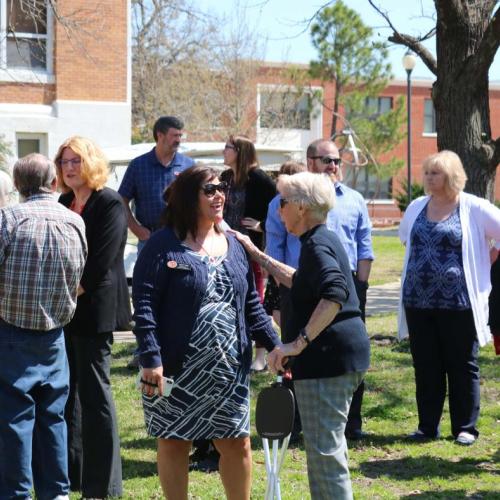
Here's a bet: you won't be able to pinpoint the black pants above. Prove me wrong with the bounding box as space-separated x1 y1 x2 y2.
65 332 123 497
345 275 368 433
405 307 480 438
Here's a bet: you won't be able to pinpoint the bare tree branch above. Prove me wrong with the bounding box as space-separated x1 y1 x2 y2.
368 0 438 75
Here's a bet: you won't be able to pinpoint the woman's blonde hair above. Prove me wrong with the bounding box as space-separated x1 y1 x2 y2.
278 171 335 222
54 136 109 192
422 150 467 195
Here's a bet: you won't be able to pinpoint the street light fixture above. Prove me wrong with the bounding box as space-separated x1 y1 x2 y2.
402 50 417 205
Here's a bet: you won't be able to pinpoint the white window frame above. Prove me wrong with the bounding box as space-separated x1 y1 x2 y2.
423 98 437 136
0 0 54 83
256 83 323 133
16 132 48 157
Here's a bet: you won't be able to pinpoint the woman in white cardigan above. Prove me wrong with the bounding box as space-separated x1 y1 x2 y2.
398 150 500 446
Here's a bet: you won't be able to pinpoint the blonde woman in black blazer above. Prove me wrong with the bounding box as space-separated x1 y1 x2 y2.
56 136 130 499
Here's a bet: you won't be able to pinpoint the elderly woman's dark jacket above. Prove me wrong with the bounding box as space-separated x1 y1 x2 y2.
132 227 280 375
59 187 131 334
289 224 370 380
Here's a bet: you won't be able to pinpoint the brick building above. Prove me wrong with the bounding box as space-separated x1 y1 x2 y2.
252 65 500 221
0 0 130 159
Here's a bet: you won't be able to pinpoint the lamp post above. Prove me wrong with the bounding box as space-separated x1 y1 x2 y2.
402 51 416 205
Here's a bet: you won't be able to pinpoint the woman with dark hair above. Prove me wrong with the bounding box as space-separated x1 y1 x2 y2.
132 164 280 499
221 135 276 371
55 136 130 498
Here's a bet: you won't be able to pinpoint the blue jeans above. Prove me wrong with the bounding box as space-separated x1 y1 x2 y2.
0 320 70 500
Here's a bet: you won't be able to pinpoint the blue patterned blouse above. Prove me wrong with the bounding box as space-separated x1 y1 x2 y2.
403 203 471 310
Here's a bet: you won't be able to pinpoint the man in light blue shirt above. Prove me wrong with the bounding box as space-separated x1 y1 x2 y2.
266 138 374 440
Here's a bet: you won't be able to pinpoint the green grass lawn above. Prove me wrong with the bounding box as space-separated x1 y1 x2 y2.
370 234 405 286
96 313 499 500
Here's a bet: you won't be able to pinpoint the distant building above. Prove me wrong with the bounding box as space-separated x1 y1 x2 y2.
252 63 500 222
0 0 130 160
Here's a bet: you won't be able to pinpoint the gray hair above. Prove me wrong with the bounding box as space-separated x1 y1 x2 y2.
13 153 56 198
278 171 335 222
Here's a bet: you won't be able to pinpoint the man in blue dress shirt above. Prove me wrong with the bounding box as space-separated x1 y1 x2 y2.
119 116 195 253
266 138 374 440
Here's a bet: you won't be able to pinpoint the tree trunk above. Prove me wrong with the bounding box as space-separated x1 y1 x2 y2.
433 2 497 199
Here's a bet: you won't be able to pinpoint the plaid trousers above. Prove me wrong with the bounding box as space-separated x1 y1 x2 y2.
294 372 364 500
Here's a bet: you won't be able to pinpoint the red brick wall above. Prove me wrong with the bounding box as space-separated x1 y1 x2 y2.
54 0 128 102
0 83 55 104
0 0 127 105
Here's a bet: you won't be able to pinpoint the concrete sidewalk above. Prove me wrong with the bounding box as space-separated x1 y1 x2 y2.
366 280 400 317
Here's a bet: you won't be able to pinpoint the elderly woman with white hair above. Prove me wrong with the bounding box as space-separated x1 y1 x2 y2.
0 169 14 207
399 150 500 446
233 171 370 500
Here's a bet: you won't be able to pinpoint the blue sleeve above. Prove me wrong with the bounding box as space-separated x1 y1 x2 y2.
118 160 137 201
132 237 167 368
265 196 287 262
356 199 374 262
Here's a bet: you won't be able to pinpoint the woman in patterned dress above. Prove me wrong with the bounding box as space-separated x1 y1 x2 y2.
132 165 280 499
398 151 500 445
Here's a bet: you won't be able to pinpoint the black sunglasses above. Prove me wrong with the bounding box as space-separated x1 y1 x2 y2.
201 181 228 197
309 155 341 166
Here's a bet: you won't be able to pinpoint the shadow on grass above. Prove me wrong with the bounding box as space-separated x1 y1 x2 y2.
399 491 498 499
362 389 407 420
121 436 155 450
111 365 138 377
359 455 499 481
122 457 157 479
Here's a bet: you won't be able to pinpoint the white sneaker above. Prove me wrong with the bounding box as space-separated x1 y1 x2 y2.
455 431 476 445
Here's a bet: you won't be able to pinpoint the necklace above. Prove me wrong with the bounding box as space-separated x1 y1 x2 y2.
196 235 218 263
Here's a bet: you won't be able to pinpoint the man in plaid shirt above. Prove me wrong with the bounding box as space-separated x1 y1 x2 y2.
118 115 194 254
0 153 87 500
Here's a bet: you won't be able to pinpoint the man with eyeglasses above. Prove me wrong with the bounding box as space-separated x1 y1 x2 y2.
265 138 374 441
119 116 195 254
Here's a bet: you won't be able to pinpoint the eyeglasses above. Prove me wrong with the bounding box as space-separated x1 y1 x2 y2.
279 198 289 209
201 181 229 197
308 156 341 166
224 144 237 151
59 158 81 167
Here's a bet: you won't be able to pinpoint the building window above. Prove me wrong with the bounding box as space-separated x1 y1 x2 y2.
424 99 436 134
342 166 392 200
345 96 392 122
0 0 53 76
260 91 311 130
364 96 393 118
16 132 47 157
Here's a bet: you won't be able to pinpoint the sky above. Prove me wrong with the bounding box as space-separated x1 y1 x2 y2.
199 0 500 82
